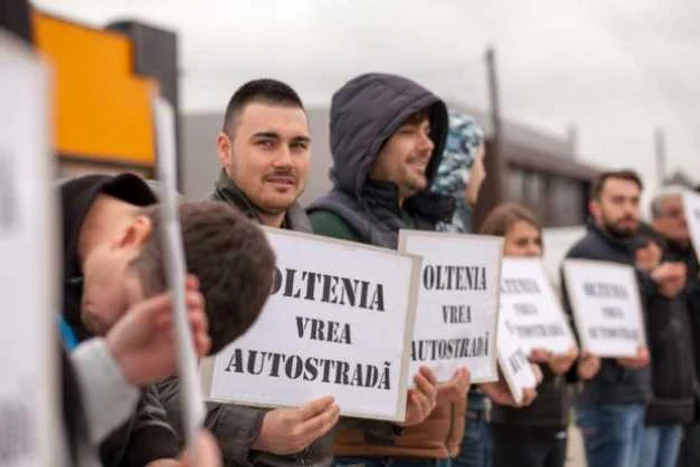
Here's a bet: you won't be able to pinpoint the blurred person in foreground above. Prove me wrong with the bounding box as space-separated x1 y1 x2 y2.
60 174 275 466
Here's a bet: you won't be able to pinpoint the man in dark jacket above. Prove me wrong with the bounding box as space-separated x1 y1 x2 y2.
634 223 694 467
159 79 440 467
647 187 700 467
563 170 686 467
308 73 526 466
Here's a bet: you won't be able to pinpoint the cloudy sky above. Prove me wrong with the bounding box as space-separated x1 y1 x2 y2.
35 0 700 190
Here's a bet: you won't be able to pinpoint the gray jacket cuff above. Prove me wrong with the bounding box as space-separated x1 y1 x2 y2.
71 338 140 444
205 403 266 467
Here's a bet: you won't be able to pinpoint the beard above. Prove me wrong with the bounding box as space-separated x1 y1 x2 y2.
602 216 639 239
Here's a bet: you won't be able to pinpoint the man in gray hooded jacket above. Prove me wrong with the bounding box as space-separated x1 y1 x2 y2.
308 73 472 466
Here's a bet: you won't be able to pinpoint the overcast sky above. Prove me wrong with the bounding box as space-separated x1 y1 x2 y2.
35 0 700 191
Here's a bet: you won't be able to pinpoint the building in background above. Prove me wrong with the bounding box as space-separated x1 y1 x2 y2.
31 10 180 182
445 102 600 230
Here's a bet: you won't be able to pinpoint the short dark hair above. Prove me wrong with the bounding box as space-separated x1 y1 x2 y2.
479 203 541 237
591 170 644 201
222 79 305 135
131 201 276 354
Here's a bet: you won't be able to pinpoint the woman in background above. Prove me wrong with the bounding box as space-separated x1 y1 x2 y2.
480 203 599 467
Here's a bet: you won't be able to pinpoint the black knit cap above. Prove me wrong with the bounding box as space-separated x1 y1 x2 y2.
60 173 157 340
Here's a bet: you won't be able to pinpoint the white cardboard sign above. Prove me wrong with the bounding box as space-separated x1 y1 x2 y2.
0 34 57 467
398 231 502 384
499 258 576 354
683 191 700 263
203 229 421 422
563 259 645 358
497 318 538 406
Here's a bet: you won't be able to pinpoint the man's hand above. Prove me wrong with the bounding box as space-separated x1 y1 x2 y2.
548 346 579 375
577 351 601 380
651 262 687 298
402 366 439 426
252 396 340 455
480 374 538 408
437 368 471 403
106 275 211 387
529 348 551 364
617 346 650 369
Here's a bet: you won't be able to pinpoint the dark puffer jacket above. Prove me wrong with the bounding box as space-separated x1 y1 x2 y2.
308 73 465 459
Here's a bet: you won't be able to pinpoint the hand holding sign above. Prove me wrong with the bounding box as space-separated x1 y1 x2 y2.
253 396 340 455
529 348 552 364
437 368 471 403
577 352 601 380
651 262 687 299
105 276 210 387
480 377 538 408
546 346 579 375
616 345 650 370
402 366 439 427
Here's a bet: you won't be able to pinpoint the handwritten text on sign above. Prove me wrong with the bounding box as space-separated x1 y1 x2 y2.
203 229 420 421
563 260 645 358
399 231 502 384
499 258 576 354
683 191 700 263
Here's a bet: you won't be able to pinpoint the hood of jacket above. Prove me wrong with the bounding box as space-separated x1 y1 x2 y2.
328 72 449 203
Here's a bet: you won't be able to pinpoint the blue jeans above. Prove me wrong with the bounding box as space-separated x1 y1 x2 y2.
639 425 682 467
453 393 492 467
334 457 451 467
577 403 645 467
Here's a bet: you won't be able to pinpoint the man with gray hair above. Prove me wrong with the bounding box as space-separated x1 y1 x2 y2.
649 185 700 467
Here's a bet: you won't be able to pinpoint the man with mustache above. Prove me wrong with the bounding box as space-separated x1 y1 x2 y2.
197 79 439 467
307 73 472 467
562 170 686 467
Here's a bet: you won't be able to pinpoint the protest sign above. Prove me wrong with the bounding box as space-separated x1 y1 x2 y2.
499 258 576 354
153 96 204 455
398 231 501 384
563 259 645 357
202 229 421 422
0 33 57 466
683 191 700 262
497 318 538 406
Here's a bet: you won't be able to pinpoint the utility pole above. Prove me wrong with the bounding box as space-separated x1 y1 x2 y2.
474 45 504 229
655 127 666 187
485 46 502 154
